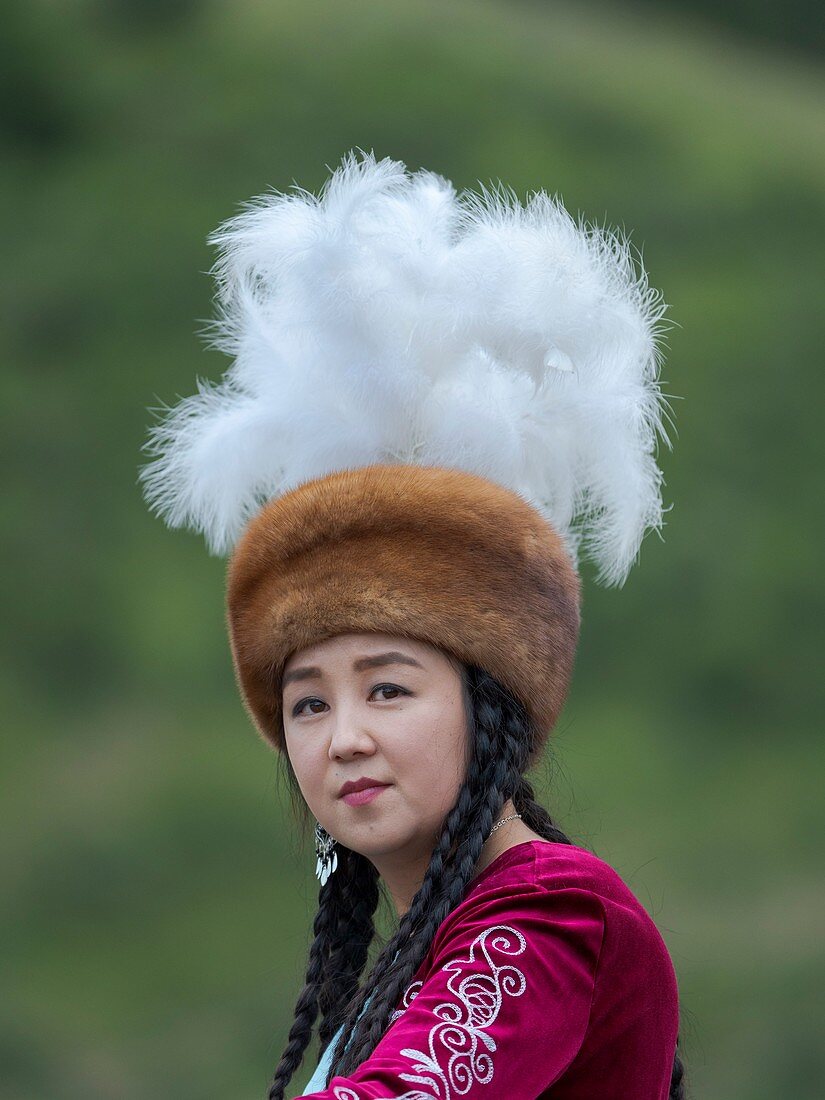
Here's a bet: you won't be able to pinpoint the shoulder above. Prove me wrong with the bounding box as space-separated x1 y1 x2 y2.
458 838 652 915
470 838 666 922
427 840 675 990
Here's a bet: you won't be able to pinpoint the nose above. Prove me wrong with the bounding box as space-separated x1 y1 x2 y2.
327 701 378 761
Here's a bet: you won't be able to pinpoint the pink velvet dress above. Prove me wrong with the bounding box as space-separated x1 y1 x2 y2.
299 839 680 1099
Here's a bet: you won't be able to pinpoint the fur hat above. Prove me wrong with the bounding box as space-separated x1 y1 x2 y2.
139 149 672 757
226 463 580 762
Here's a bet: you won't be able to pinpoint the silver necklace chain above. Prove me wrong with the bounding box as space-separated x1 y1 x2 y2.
486 812 522 839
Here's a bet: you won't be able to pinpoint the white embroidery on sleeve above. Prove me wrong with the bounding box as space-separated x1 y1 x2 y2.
390 979 424 1023
332 1090 435 1100
331 923 527 1100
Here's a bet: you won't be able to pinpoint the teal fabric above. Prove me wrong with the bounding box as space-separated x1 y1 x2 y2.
298 987 375 1096
299 1020 346 1094
298 949 399 1096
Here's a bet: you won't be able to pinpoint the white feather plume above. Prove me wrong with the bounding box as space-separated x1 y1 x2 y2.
139 149 673 586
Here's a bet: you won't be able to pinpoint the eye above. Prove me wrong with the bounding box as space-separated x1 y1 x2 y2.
371 683 410 701
290 697 327 718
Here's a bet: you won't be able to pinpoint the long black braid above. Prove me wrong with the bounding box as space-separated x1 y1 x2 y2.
315 848 380 1051
263 843 380 1100
267 663 687 1098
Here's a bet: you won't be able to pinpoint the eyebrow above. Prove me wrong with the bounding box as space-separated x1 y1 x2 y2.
281 651 424 689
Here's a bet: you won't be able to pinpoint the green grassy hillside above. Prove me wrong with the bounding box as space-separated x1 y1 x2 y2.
2 1 823 1096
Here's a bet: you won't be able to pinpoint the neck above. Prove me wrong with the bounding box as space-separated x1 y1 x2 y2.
374 799 529 918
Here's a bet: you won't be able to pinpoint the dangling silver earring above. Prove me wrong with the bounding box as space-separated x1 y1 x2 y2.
314 821 338 885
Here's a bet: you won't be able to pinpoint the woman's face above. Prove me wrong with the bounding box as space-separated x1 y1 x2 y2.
281 632 469 867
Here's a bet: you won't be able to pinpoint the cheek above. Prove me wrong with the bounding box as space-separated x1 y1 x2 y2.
284 736 325 804
397 701 468 798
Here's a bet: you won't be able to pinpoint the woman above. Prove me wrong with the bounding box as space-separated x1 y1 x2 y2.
140 151 686 1098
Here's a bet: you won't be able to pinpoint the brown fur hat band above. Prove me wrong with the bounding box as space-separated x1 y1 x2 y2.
226 464 581 763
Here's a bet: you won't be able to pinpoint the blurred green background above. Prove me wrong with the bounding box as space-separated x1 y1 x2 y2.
2 0 823 1097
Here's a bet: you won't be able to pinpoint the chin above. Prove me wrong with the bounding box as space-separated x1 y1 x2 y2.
348 834 403 858
363 829 438 863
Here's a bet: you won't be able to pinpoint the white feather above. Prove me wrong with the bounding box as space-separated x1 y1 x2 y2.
139 148 673 586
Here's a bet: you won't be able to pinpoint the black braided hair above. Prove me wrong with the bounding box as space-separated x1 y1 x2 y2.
267 663 687 1099
315 847 380 1051
263 836 380 1099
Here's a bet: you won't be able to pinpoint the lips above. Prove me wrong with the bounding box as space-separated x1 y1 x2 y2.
341 783 391 807
338 776 391 797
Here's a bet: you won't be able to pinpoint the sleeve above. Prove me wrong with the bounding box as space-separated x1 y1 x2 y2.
297 882 606 1099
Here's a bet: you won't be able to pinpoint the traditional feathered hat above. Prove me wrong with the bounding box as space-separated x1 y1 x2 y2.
139 149 672 763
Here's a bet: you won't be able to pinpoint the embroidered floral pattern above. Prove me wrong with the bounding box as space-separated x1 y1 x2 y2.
332 1089 435 1100
331 924 527 1099
390 979 424 1024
